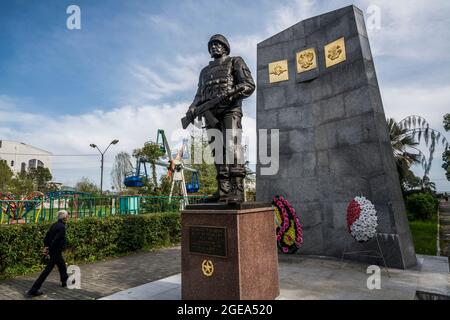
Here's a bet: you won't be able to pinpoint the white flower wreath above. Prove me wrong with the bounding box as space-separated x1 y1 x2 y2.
348 196 378 242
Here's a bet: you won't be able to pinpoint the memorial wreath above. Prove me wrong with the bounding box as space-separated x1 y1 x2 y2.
346 196 378 242
273 195 303 254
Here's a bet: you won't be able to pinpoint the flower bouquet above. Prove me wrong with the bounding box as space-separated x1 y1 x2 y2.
273 195 303 254
346 196 378 242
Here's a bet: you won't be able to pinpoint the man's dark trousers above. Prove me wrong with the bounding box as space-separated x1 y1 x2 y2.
30 249 68 292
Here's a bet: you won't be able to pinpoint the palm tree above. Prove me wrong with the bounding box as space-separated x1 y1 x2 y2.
388 116 450 194
387 118 423 182
444 113 450 131
396 115 449 176
443 113 450 181
420 176 436 193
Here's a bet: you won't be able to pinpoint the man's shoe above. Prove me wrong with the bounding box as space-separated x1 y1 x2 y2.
62 282 67 288
26 290 43 297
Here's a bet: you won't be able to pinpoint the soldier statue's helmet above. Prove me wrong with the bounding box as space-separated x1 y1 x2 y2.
208 34 230 55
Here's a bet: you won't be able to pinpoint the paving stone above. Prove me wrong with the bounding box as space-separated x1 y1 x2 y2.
0 247 181 300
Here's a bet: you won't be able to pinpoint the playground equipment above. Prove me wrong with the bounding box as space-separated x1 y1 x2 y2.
156 131 200 207
0 193 16 224
186 171 200 193
124 130 201 204
1 194 209 225
20 191 45 223
0 190 92 224
124 158 148 188
0 191 44 224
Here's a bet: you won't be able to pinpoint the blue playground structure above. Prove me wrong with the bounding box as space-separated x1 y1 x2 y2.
124 159 148 188
186 171 200 193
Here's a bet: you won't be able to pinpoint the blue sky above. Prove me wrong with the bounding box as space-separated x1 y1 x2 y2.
0 0 449 191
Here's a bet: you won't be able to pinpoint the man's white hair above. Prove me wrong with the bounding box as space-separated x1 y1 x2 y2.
57 210 69 220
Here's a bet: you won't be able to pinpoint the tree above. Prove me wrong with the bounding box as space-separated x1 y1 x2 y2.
396 115 449 176
443 113 450 181
133 142 164 192
444 113 450 131
402 170 422 191
443 149 450 182
75 177 100 195
244 160 256 201
159 175 172 196
27 166 52 192
9 171 34 197
0 161 13 193
387 118 423 187
111 152 132 192
388 116 450 193
420 176 436 194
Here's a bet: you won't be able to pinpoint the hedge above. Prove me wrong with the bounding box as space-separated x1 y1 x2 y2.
0 212 181 279
405 193 439 221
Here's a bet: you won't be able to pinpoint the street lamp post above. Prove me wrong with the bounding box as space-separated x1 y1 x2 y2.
90 139 119 196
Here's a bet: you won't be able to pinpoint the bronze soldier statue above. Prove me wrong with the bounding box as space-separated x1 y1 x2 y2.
183 34 255 203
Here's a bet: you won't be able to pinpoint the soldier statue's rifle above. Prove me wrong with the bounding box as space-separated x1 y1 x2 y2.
181 86 245 129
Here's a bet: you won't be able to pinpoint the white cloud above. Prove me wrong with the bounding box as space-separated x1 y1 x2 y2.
125 53 208 103
266 0 317 35
229 34 263 72
382 85 450 131
358 0 450 60
147 14 184 35
0 95 16 110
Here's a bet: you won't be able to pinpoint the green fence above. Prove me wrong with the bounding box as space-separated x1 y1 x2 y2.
0 195 207 225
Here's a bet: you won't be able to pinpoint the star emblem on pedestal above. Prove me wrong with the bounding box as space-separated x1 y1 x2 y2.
201 260 214 277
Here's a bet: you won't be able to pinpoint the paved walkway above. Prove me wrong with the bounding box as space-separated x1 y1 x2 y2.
101 254 449 300
439 200 450 257
0 247 181 300
2 244 448 300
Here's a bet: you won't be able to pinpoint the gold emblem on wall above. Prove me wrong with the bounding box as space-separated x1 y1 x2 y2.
202 260 214 277
268 60 289 83
296 48 317 73
325 37 346 68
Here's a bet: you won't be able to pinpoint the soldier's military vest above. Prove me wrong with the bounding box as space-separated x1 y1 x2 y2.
200 57 234 103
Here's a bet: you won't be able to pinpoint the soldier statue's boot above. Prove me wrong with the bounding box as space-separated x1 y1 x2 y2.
235 177 245 202
218 179 231 203
206 190 220 203
206 180 229 203
227 177 245 204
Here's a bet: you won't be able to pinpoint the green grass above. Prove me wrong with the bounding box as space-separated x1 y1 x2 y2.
409 214 438 255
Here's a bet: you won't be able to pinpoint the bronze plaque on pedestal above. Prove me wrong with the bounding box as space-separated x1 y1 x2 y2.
189 226 227 257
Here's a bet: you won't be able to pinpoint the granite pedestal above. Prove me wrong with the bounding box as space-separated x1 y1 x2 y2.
181 203 279 300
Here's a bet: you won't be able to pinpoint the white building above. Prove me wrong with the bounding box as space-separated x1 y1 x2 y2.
0 140 52 174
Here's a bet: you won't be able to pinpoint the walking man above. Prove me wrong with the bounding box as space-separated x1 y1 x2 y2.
27 210 69 297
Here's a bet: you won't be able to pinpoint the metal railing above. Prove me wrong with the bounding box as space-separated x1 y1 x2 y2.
0 195 208 225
